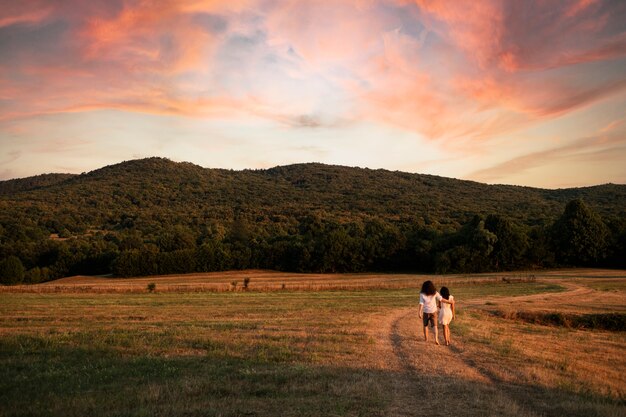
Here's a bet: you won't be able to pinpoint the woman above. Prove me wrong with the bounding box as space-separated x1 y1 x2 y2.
438 286 455 346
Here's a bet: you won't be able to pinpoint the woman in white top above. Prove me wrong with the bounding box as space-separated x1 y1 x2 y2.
438 286 455 346
418 280 455 345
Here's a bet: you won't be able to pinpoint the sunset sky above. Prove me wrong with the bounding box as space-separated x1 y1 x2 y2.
1 0 625 188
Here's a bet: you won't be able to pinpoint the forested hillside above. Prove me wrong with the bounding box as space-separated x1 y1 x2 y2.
0 157 624 283
0 173 76 195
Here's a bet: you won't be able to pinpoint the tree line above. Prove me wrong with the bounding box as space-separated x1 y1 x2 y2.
1 198 624 284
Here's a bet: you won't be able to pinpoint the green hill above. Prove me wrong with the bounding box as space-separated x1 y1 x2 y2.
0 157 624 281
2 157 624 226
0 173 76 195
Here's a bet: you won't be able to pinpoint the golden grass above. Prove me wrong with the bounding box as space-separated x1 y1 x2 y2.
0 269 563 294
364 274 626 416
1 269 624 416
451 310 625 398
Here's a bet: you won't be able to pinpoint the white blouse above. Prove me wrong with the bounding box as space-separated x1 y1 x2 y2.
419 292 442 314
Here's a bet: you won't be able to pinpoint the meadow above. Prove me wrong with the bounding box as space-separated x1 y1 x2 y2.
1 269 624 417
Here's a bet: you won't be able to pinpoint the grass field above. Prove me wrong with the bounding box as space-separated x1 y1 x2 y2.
1 270 625 416
0 270 553 293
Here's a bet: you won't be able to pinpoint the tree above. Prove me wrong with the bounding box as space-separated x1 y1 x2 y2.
552 199 609 266
401 225 437 272
434 216 497 273
313 223 361 272
196 241 230 272
159 249 196 274
156 225 196 252
0 256 25 285
604 217 626 268
526 226 556 268
485 214 528 270
227 217 251 244
362 219 405 270
112 248 159 277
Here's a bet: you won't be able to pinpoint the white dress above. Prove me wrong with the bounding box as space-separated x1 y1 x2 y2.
439 295 454 325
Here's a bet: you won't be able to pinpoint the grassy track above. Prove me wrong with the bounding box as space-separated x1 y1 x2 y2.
0 274 624 416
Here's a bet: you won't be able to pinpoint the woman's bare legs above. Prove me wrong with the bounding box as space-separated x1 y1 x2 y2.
443 325 450 345
423 325 429 341
433 324 440 345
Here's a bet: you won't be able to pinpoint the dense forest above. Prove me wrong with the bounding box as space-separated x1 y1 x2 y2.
0 157 624 283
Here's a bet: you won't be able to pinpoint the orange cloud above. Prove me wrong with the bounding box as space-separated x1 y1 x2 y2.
412 0 504 68
566 0 599 18
407 0 625 72
79 1 219 75
1 0 625 150
468 121 626 184
0 7 53 28
350 0 626 143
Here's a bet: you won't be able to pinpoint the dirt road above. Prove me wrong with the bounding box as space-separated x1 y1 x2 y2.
369 281 609 416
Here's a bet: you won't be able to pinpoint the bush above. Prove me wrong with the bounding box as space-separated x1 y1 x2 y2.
24 267 41 284
496 310 626 331
0 256 25 285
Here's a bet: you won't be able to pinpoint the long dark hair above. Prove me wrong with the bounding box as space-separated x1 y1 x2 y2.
440 286 450 300
420 280 436 296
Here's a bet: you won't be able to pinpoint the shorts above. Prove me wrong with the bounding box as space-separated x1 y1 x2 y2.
423 312 438 327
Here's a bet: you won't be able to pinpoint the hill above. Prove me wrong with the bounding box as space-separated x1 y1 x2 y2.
0 157 624 280
1 157 624 226
0 173 76 195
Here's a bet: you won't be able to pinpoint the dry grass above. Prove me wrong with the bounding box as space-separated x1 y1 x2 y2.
365 271 626 416
448 309 625 402
1 269 625 416
1 269 547 294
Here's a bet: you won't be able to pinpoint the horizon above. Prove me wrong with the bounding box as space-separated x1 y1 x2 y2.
2 156 624 191
1 1 625 188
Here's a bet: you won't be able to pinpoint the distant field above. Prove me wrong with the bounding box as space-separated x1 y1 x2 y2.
0 268 604 293
1 269 624 416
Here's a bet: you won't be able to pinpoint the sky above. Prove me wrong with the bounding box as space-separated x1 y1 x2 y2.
1 0 625 188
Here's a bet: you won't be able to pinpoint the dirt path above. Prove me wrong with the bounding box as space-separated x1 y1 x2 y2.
372 308 541 416
461 279 592 309
371 280 592 416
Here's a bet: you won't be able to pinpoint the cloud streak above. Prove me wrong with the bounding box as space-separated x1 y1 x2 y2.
468 122 626 185
0 0 625 186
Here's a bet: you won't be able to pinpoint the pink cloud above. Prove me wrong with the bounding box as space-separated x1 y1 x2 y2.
600 118 624 133
566 0 600 18
0 6 54 28
407 0 625 72
0 0 625 149
79 2 220 75
456 73 626 119
0 1 234 122
265 0 392 66
412 0 505 68
350 0 626 142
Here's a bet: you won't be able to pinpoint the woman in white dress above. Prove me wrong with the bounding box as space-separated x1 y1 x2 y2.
438 286 455 346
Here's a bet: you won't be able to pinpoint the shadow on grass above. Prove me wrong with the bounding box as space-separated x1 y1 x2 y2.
0 334 389 417
445 343 625 417
1 334 624 417
487 310 626 332
390 311 624 417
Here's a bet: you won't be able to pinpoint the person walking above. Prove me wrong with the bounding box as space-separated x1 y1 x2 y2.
438 286 455 346
418 280 442 344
